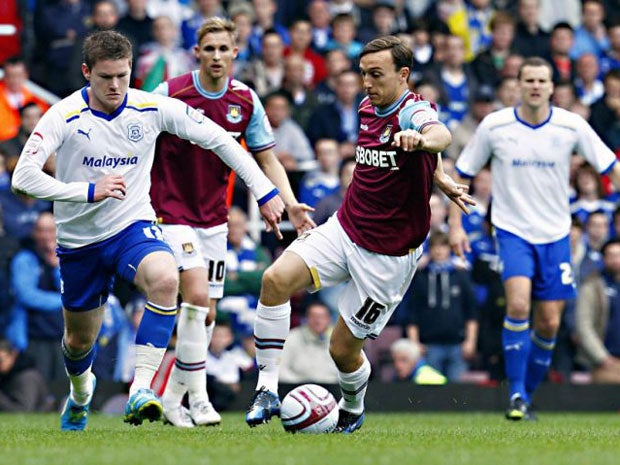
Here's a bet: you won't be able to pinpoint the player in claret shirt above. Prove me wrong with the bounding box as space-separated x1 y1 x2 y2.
245 35 474 433
11 30 285 431
151 17 314 428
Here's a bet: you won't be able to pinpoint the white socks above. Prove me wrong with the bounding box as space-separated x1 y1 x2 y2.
254 301 291 393
338 352 371 415
132 345 167 396
68 369 94 406
163 303 210 406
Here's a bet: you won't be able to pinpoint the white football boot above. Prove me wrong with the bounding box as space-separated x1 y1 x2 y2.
190 400 221 426
163 404 195 428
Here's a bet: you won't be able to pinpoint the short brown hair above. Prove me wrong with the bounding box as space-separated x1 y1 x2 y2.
489 11 515 30
360 35 412 71
196 17 237 46
517 56 553 80
82 30 132 69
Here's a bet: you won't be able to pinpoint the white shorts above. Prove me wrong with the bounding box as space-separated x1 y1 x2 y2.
160 223 227 299
287 215 422 339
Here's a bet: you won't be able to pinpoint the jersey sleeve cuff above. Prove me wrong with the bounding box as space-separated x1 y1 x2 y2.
87 183 96 203
455 166 475 179
257 188 279 206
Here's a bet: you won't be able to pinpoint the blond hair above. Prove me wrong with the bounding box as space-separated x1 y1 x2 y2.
196 17 237 46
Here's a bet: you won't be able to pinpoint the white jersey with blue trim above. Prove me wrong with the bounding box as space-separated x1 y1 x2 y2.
456 106 616 244
12 86 276 248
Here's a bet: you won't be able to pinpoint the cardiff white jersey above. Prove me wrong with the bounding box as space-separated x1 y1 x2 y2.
12 87 276 248
456 107 616 244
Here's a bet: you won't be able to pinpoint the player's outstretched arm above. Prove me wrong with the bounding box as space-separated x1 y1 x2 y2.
434 155 475 215
255 148 316 235
392 124 452 153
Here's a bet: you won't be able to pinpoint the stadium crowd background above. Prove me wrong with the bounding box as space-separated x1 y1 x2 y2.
1 0 620 412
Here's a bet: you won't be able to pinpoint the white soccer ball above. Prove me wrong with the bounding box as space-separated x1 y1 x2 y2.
280 384 339 434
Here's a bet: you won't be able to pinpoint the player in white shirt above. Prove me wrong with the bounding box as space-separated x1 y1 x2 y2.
449 57 620 421
11 30 285 431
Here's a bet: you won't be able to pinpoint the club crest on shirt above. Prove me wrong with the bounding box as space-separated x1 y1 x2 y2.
379 124 393 143
182 242 196 256
226 105 242 123
127 122 144 142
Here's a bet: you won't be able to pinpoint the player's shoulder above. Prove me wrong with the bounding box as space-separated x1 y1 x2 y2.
57 88 89 123
549 106 586 130
479 107 516 130
230 79 251 92
124 87 167 114
229 79 257 104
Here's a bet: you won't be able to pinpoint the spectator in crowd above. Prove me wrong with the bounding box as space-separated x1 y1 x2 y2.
117 0 155 54
263 91 314 171
574 53 605 106
589 69 620 153
512 0 551 59
445 85 496 161
0 188 51 241
445 0 495 62
279 54 320 131
307 0 332 54
570 0 609 60
406 231 478 382
358 0 399 45
298 138 341 210
313 48 352 105
325 13 363 61
145 0 192 27
0 338 50 412
5 212 64 383
91 295 133 382
538 0 582 32
0 152 9 193
500 53 525 80
599 20 620 77
390 338 447 384
471 11 516 89
307 69 362 146
242 29 285 97
135 15 195 91
218 206 272 346
228 2 255 81
575 238 620 383
36 0 91 97
248 0 289 58
580 210 610 280
552 79 590 119
313 157 356 227
0 56 49 143
496 76 520 107
570 163 616 226
66 0 124 91
548 22 576 83
280 302 339 384
0 102 43 174
284 20 327 88
181 0 226 50
409 19 435 83
0 204 20 336
423 34 478 130
206 321 253 411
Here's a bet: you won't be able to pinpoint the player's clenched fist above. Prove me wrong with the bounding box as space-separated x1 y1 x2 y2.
94 174 127 201
392 129 427 151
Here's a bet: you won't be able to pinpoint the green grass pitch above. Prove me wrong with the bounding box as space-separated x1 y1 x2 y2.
0 412 618 465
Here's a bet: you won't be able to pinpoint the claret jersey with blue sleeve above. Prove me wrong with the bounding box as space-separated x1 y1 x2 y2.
11 86 276 248
455 106 617 244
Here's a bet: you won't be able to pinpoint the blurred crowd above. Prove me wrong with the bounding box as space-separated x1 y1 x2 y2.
2 0 620 412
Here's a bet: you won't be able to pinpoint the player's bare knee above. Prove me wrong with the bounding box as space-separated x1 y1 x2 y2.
535 316 560 337
147 271 179 301
507 299 530 319
261 266 292 299
64 333 96 354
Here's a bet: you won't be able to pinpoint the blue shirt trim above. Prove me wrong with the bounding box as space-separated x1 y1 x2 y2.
455 166 474 179
81 86 128 121
513 106 552 129
87 183 96 203
192 71 228 99
601 159 616 175
375 90 411 117
257 188 279 206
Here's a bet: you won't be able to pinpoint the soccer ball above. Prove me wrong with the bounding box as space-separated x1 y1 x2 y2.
280 384 339 434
